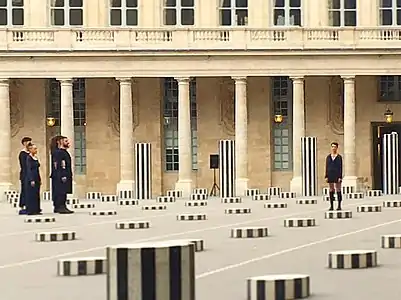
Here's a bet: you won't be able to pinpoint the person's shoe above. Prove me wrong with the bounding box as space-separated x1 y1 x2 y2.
57 207 73 214
18 209 27 215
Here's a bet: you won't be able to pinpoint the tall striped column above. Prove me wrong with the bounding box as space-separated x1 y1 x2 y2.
135 143 152 200
301 136 317 197
383 132 399 195
107 241 195 300
219 140 235 198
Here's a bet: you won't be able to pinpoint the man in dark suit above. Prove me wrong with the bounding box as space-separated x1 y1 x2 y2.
18 136 32 215
325 142 343 211
53 136 74 214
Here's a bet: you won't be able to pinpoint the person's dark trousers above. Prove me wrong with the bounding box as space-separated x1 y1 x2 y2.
19 179 26 208
329 191 335 210
54 192 73 214
337 191 342 210
51 178 57 209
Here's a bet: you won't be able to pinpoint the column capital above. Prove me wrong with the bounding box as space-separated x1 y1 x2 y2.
57 78 73 85
341 75 356 83
116 77 132 84
232 76 247 83
175 77 191 83
290 76 304 82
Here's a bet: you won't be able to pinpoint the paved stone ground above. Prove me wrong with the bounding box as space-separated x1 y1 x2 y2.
0 194 400 300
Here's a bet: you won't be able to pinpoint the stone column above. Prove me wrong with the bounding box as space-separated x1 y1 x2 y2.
341 75 359 190
233 77 249 196
58 78 75 194
116 78 135 193
0 79 12 199
174 77 193 197
289 76 305 195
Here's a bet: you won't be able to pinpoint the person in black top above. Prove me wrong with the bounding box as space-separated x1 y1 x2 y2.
49 135 63 211
53 136 74 214
25 143 42 215
325 142 343 211
18 136 32 215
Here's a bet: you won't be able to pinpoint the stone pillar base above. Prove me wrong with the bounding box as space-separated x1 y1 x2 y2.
175 179 193 198
0 182 13 202
117 180 135 194
290 176 302 196
342 176 364 192
235 178 249 196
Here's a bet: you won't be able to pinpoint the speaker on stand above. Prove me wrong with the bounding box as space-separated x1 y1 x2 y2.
209 154 220 196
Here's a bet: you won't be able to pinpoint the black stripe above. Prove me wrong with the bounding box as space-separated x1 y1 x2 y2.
389 237 395 248
294 278 303 298
246 279 251 300
141 247 156 300
77 261 87 275
274 279 285 300
116 248 129 300
169 246 182 300
63 261 71 276
351 254 359 268
328 254 332 268
366 253 373 267
188 244 195 300
337 254 344 269
95 259 104 274
256 280 265 300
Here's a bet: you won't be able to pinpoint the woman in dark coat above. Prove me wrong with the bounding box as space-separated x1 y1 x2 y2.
25 143 41 215
324 142 343 211
50 135 62 212
18 136 32 214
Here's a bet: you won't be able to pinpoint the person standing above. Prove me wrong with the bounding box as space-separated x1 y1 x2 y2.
53 136 74 214
325 142 343 211
50 135 63 212
18 136 32 215
25 143 42 215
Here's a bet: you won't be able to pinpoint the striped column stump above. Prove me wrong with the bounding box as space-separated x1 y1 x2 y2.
347 192 364 199
101 195 118 202
366 190 382 197
157 196 175 203
225 208 251 214
177 213 207 221
167 190 182 198
357 205 382 213
66 198 79 205
134 142 152 200
192 188 207 195
185 201 207 207
296 199 317 205
267 187 281 197
231 227 268 238
325 210 352 219
107 241 195 300
381 234 401 248
219 140 235 198
118 199 140 206
72 203 95 209
116 221 150 230
142 205 167 210
167 239 204 252
284 218 316 227
86 192 102 200
190 194 208 201
342 186 355 194
264 203 287 209
119 190 134 200
280 192 296 199
42 191 51 201
245 188 260 197
25 217 56 223
247 274 310 300
57 257 107 276
383 200 401 208
328 250 378 269
35 231 76 242
252 194 270 201
221 197 242 204
383 132 399 195
89 210 117 216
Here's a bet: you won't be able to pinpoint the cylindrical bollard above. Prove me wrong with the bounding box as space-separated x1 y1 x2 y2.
107 240 195 300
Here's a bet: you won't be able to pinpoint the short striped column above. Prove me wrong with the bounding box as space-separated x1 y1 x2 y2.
135 143 152 200
107 241 195 300
219 140 235 198
383 132 399 195
301 136 317 197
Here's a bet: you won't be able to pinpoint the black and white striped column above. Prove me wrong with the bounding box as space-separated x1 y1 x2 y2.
219 140 235 198
383 132 399 195
135 143 152 200
107 241 195 300
301 136 317 197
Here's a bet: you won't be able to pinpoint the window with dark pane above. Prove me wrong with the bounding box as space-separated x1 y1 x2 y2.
219 0 248 26
163 0 194 25
110 0 138 26
379 0 401 25
163 78 198 171
273 0 301 26
328 0 356 26
0 0 24 26
50 0 83 26
379 75 401 102
271 77 293 171
47 79 87 174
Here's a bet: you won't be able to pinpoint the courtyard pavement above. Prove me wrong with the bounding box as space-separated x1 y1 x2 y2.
0 193 400 299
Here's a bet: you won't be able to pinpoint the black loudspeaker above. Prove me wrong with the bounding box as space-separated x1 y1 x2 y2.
210 154 219 169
